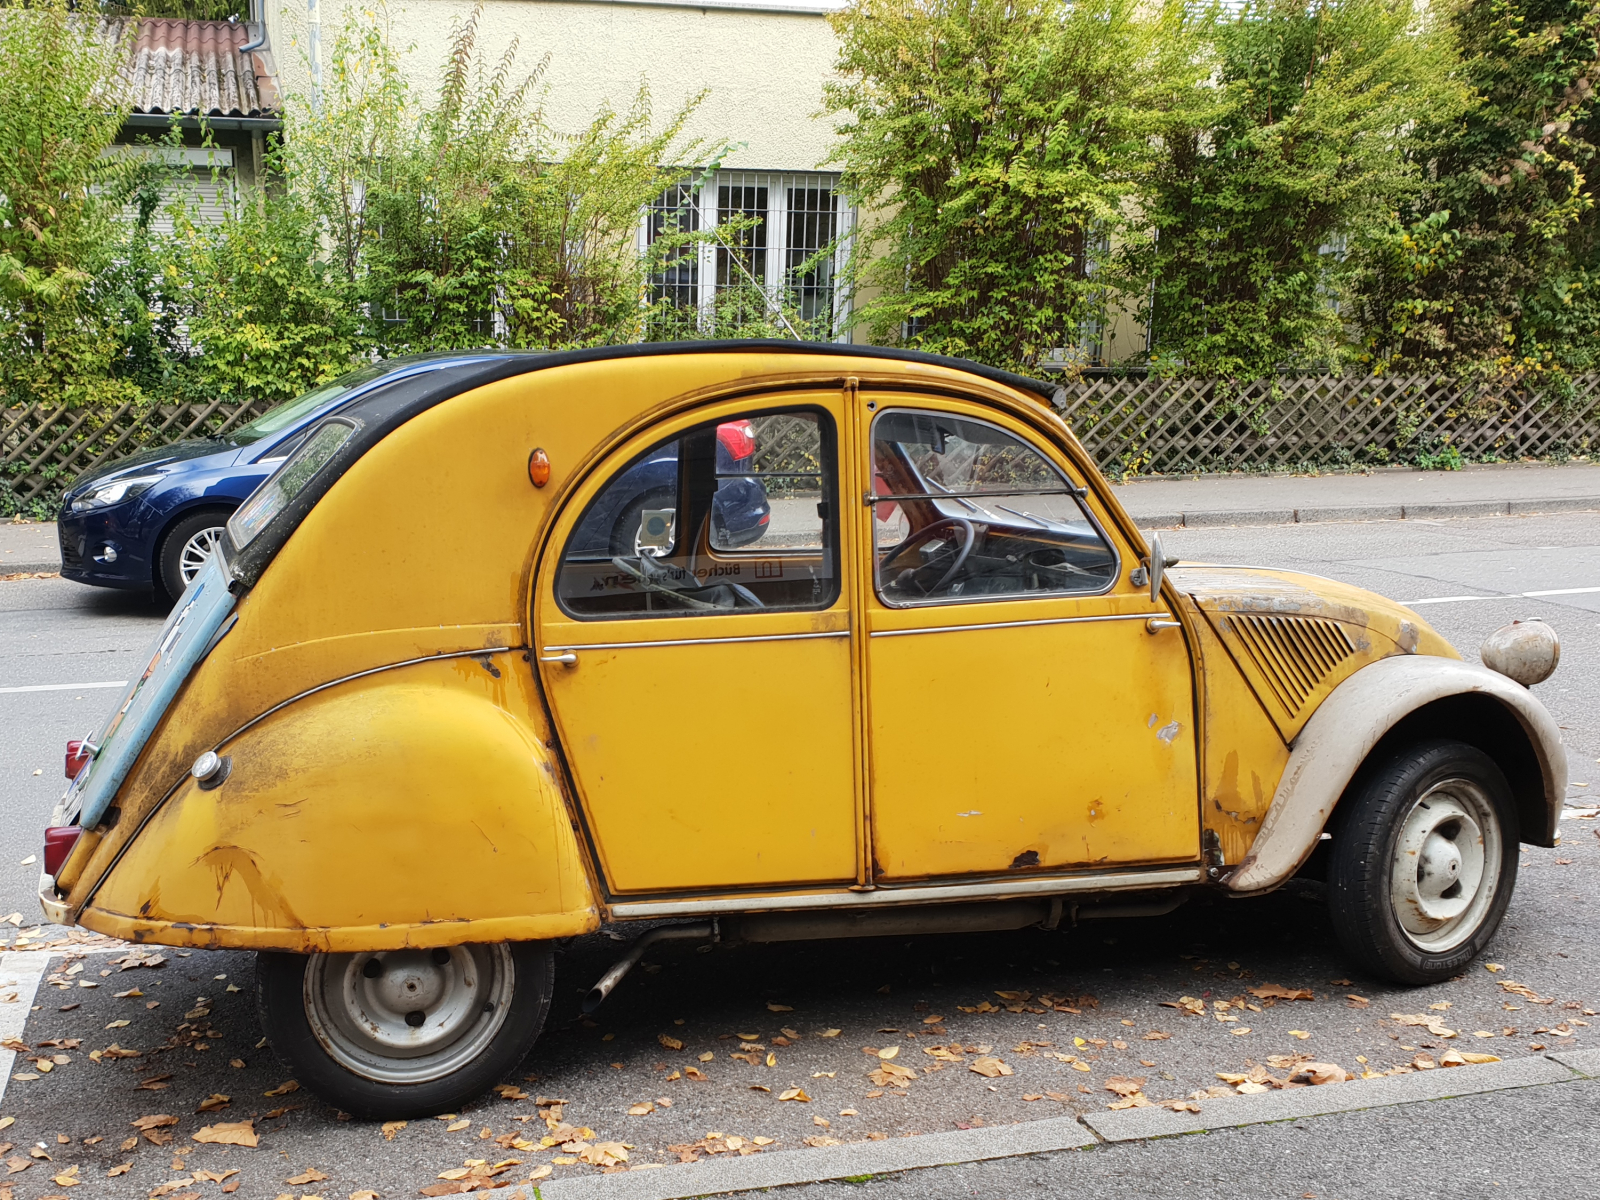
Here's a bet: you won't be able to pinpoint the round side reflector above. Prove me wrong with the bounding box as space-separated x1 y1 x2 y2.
528 447 551 488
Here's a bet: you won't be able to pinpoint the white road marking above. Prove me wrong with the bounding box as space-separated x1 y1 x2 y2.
0 951 51 1106
1404 586 1600 606
0 681 127 695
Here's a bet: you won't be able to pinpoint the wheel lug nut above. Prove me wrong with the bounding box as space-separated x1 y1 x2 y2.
362 958 382 979
405 1010 426 1028
432 949 450 966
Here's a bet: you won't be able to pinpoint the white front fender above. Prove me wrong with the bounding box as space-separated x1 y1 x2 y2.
1226 655 1567 894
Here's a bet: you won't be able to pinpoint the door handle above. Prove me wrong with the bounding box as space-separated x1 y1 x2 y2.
540 651 578 665
1146 619 1181 633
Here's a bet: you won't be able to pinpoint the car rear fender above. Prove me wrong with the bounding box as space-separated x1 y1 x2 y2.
73 657 599 951
1226 655 1567 895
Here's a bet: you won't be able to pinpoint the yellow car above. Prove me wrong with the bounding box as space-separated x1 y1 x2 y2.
39 344 1566 1117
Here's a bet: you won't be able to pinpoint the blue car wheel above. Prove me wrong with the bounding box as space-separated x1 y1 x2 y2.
157 506 235 602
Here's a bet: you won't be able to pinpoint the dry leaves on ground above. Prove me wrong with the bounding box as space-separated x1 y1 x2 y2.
192 1122 257 1148
1391 1013 1458 1038
263 1080 299 1097
867 1061 917 1087
803 1136 841 1147
381 1121 406 1140
1160 996 1205 1016
968 1056 1012 1079
777 1088 810 1102
422 1157 526 1194
196 1095 228 1113
657 1035 684 1052
1248 984 1314 1002
665 1134 773 1164
286 1168 328 1186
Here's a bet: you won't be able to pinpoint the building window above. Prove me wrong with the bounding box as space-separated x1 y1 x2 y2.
645 170 853 342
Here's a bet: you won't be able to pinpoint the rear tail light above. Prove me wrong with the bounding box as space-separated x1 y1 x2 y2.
43 826 83 877
716 420 757 462
65 740 91 779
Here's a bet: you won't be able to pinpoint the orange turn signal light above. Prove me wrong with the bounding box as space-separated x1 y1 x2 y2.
528 447 551 488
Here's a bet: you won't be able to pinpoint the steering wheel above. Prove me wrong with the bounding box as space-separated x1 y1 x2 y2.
881 517 976 597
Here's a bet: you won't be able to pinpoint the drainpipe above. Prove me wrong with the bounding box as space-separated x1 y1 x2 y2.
239 0 267 53
306 0 321 114
239 0 267 201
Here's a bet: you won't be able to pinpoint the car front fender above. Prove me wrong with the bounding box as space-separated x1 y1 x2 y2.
1226 654 1567 895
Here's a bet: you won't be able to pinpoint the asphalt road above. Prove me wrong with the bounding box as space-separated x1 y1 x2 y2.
0 511 1596 1200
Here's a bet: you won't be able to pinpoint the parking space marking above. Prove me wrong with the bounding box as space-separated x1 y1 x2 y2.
1404 586 1600 606
0 681 127 694
0 952 51 1107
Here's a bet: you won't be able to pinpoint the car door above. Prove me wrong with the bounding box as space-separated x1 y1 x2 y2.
535 394 861 894
859 394 1200 881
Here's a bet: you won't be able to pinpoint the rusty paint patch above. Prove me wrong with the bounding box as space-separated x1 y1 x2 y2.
1009 850 1041 869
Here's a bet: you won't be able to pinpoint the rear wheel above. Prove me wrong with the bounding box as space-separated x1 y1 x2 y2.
1327 740 1517 985
255 942 553 1118
157 507 233 601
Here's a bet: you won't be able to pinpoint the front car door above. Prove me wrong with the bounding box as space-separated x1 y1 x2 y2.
859 395 1200 881
535 394 860 895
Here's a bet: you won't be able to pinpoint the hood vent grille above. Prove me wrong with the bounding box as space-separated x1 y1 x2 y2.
1223 613 1356 715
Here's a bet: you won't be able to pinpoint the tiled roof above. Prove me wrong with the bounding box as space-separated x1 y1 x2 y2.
103 17 280 119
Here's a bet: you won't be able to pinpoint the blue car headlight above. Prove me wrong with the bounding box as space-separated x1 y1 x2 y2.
69 474 163 514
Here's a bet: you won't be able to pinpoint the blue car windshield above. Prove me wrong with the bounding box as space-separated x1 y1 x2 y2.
225 363 393 446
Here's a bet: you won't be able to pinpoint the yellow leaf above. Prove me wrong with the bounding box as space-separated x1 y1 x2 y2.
446 1119 470 1132
777 1088 811 1102
1485 963 1504 973
765 1053 776 1067
818 1029 842 1038
1288 1030 1311 1040
264 1080 299 1097
698 1052 714 1062
876 1046 899 1060
766 1003 794 1012
193 1122 258 1148
528 1164 552 1180
658 1035 684 1051
628 1102 654 1116
105 1020 130 1029
381 1121 406 1140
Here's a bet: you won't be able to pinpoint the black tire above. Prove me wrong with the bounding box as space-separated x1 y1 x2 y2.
1327 740 1518 985
255 942 554 1119
609 486 675 556
156 507 234 602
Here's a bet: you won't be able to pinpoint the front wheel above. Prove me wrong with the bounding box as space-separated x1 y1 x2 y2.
1327 740 1518 985
255 942 554 1118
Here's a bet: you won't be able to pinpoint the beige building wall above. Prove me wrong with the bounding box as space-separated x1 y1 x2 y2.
266 0 845 173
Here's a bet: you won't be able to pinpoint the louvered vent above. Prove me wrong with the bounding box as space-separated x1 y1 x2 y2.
1223 614 1356 715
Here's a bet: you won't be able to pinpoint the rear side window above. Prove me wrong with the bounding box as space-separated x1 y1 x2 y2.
557 408 838 618
872 409 1117 605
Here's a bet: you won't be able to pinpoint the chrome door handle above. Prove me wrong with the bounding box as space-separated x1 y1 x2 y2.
540 651 578 665
1146 619 1181 633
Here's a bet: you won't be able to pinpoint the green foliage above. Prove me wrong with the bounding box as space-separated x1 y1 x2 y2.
1132 0 1467 379
825 0 1188 375
1350 0 1600 382
0 0 139 408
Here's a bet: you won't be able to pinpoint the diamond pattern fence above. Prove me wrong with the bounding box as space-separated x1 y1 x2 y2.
6 374 1600 513
1057 373 1600 477
2 397 276 509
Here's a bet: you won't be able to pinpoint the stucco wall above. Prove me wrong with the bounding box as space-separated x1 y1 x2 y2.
266 0 846 173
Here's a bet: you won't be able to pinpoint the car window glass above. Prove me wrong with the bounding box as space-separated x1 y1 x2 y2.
872 409 1116 605
558 409 837 618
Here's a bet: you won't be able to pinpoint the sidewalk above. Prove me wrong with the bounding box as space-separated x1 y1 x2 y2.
1112 460 1600 528
4 461 1599 576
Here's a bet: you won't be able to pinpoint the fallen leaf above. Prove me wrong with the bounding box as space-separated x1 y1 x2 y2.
767 1003 794 1012
446 1120 470 1133
51 1164 80 1186
1249 984 1314 1002
1104 1076 1146 1096
196 1095 229 1113
777 1088 810 1102
528 1164 553 1181
1485 963 1504 973
107 1163 131 1176
657 1035 684 1052
193 1122 257 1148
263 1080 299 1097
968 1056 1012 1078
1288 1030 1311 1040
1459 1052 1501 1065
105 1020 129 1030
1292 1062 1348 1085
803 1136 841 1147
350 1191 380 1200
287 1168 329 1186
1160 996 1205 1016
876 1046 899 1060
1143 1031 1171 1041
381 1121 405 1141
818 1029 842 1038
1390 1013 1457 1038
628 1103 654 1116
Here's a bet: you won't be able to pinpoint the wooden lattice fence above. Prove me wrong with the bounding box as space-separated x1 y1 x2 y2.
2 397 276 507
1058 374 1600 476
6 374 1600 512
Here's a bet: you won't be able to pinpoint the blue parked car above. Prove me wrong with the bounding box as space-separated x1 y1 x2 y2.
58 352 771 600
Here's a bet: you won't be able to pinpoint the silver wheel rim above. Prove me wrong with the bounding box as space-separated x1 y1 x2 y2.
1390 778 1502 953
178 526 226 585
303 945 514 1084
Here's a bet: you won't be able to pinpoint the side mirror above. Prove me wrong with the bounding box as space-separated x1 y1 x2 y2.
1147 532 1166 603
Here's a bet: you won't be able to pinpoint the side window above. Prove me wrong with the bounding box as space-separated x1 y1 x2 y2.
558 409 837 617
872 409 1117 605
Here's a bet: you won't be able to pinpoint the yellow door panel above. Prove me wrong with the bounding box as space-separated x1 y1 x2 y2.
535 393 861 894
857 394 1201 881
868 617 1199 877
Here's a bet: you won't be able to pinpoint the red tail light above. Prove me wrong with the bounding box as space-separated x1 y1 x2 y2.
716 420 757 461
43 826 83 877
66 740 91 779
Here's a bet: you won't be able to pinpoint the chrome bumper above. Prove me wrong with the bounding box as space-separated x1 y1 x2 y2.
38 872 70 926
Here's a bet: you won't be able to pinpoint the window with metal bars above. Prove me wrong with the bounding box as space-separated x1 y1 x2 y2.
643 170 852 342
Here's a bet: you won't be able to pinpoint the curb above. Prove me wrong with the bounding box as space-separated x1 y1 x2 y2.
0 560 59 577
537 1117 1098 1200
536 1052 1599 1199
1130 494 1600 530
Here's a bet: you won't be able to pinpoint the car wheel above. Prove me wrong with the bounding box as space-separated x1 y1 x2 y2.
609 486 675 556
157 507 233 601
255 942 554 1119
1327 740 1518 985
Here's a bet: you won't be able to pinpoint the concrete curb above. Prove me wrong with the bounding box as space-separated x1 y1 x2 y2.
535 1116 1098 1200
0 561 59 577
535 1052 1598 1198
1133 494 1600 530
1081 1054 1579 1142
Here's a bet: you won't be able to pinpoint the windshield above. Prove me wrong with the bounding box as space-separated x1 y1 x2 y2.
225 363 392 446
